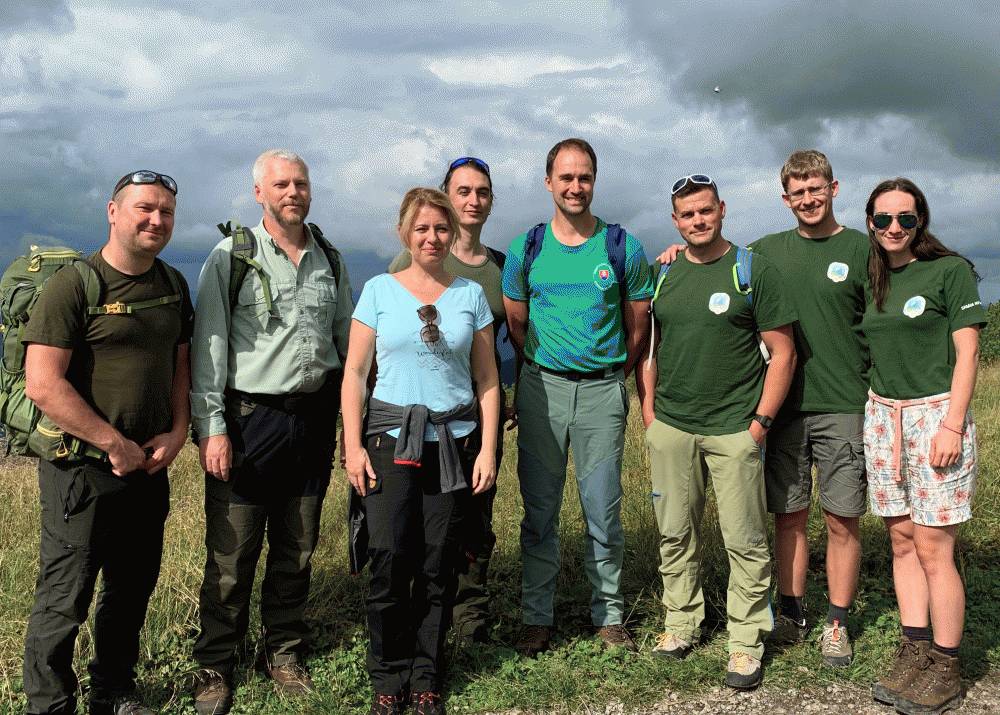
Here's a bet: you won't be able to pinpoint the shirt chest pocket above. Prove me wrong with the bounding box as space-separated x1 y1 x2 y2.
236 277 273 329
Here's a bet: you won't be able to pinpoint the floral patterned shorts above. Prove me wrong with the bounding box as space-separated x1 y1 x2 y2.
864 391 976 526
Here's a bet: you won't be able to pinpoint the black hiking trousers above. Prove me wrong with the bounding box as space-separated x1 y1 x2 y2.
23 459 169 715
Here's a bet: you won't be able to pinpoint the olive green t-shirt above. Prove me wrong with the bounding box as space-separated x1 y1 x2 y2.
22 251 194 445
652 244 797 435
861 256 987 400
750 227 869 414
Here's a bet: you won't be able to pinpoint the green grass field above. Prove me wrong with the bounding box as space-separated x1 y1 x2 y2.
1 368 998 714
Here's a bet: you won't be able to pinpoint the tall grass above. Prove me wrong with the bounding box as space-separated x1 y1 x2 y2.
1 367 998 713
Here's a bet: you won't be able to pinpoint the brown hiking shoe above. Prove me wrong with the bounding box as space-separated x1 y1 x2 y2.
872 636 931 705
894 647 964 714
269 662 314 696
192 669 233 715
769 613 808 644
595 624 638 652
515 624 552 657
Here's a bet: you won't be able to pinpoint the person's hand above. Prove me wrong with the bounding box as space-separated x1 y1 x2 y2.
470 450 496 494
200 434 233 481
929 426 963 469
642 406 655 429
346 446 375 496
504 404 518 431
655 244 686 266
748 420 767 446
107 435 147 477
142 428 187 473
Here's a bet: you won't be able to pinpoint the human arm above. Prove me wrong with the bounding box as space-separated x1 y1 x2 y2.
470 324 500 494
750 325 796 444
503 297 528 358
637 316 660 428
142 343 191 473
929 326 980 468
24 344 146 476
341 319 377 496
655 244 686 265
622 298 651 379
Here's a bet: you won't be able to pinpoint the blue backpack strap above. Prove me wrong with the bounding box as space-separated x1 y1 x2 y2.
651 261 672 302
604 224 628 293
521 223 547 291
733 246 753 305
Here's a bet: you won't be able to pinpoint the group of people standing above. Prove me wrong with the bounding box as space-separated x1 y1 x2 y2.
15 140 984 715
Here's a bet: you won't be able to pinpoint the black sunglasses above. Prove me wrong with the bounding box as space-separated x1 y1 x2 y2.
112 170 178 197
417 304 440 344
671 174 714 195
872 212 919 230
448 157 490 176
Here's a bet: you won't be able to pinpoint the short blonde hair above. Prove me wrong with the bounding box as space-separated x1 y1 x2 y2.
780 149 833 191
397 187 460 249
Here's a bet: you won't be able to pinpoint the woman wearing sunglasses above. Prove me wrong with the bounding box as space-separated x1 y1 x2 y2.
389 156 508 644
861 178 986 715
342 187 500 715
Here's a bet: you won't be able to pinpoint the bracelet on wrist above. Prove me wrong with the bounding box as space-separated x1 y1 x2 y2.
940 423 964 436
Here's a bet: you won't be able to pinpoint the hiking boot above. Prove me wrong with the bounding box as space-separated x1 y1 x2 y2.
596 624 638 652
90 695 156 715
410 690 446 715
369 693 406 715
770 613 808 644
651 631 692 660
725 651 763 690
894 647 964 714
872 636 931 706
820 619 853 667
269 661 314 695
515 624 552 657
192 669 233 715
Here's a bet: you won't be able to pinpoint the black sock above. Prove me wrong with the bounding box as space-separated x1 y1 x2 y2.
902 625 932 642
780 594 805 622
827 603 850 625
931 642 960 658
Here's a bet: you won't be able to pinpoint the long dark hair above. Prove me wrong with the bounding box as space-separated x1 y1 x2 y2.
865 177 976 311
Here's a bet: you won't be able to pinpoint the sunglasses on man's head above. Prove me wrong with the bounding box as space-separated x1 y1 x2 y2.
112 170 178 197
872 212 919 230
671 174 715 195
448 157 490 176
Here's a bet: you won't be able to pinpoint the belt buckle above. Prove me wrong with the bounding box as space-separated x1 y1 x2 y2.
104 301 128 315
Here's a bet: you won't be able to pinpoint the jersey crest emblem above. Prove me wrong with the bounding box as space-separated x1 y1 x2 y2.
903 295 926 318
827 262 849 283
593 262 616 290
709 292 730 315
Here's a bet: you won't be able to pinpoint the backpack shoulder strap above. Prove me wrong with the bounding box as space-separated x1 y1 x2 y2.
604 223 628 291
651 261 672 303
224 221 273 314
733 246 753 305
484 246 505 272
72 260 103 314
521 223 547 290
309 223 342 288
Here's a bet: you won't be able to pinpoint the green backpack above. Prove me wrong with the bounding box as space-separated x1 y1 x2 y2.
0 246 182 459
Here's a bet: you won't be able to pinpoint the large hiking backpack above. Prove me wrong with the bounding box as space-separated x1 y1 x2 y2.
0 246 182 459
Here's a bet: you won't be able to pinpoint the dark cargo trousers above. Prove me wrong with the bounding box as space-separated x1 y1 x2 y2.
23 460 169 715
193 393 335 676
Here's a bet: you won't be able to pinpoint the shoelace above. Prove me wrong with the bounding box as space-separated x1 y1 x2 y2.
730 652 756 672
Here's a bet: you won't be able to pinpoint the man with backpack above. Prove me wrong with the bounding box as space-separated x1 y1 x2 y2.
501 138 652 656
638 175 796 689
189 149 352 714
19 170 193 715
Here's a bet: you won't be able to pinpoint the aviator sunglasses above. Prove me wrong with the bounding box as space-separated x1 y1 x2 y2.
112 170 178 197
417 304 440 344
671 174 715 195
448 157 490 176
872 212 920 230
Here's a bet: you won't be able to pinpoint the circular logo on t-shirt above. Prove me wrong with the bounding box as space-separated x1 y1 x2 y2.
709 292 730 315
827 261 849 283
593 262 616 290
903 295 926 319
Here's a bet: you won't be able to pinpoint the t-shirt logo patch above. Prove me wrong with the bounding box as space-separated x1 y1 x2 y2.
593 262 616 290
903 295 926 319
709 292 730 314
827 262 849 283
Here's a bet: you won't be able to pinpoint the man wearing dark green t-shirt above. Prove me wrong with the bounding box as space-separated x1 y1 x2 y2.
638 176 796 689
749 150 869 667
21 171 193 715
502 138 653 656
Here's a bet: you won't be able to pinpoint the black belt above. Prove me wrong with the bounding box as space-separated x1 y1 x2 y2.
527 360 622 382
227 374 341 416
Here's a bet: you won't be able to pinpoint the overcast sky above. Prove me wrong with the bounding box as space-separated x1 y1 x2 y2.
3 1 998 298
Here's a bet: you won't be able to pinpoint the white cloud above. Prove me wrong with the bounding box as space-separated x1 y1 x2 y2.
426 53 630 87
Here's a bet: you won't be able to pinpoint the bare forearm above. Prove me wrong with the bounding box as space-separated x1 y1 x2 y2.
756 348 796 418
637 356 657 416
945 348 978 427
30 379 123 452
341 371 367 451
477 383 500 453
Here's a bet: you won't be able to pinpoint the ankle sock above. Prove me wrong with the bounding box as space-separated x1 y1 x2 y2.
902 625 932 642
931 642 960 658
826 603 850 625
779 594 805 622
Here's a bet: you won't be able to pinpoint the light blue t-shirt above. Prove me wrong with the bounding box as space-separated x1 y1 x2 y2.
353 273 493 440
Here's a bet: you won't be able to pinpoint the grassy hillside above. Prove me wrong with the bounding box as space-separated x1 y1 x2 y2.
1 368 998 713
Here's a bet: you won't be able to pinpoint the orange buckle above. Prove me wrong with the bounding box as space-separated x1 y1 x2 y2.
104 302 128 315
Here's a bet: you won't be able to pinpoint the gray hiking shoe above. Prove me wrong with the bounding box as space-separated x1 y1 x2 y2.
651 631 692 659
770 613 808 644
820 619 853 667
725 651 763 689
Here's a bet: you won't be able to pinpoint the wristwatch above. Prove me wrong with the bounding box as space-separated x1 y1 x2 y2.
752 414 774 429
